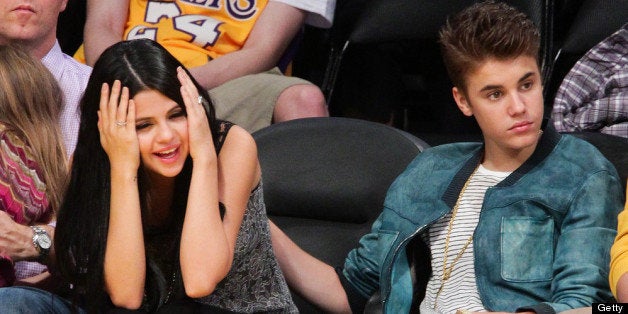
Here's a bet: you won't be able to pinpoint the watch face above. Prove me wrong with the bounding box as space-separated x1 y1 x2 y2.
37 234 52 250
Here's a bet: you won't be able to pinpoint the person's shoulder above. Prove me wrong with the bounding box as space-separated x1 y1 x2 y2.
399 142 481 178
553 134 619 170
60 52 92 76
420 142 481 160
0 123 23 145
0 123 34 163
221 123 256 152
272 0 336 28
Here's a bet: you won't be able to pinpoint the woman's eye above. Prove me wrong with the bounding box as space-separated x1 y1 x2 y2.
135 123 150 130
170 110 186 119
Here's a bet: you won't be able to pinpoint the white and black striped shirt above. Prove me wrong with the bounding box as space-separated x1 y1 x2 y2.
420 164 510 314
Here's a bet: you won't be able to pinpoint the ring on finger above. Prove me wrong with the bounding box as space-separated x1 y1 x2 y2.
197 95 204 105
115 120 127 127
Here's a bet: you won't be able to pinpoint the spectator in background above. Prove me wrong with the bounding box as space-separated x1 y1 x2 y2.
0 0 92 155
270 2 623 312
75 0 335 133
551 23 627 138
0 45 68 289
0 0 91 297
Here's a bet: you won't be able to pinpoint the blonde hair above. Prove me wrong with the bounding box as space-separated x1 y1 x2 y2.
0 45 68 214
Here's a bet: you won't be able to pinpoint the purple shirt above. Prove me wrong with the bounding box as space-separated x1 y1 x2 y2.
41 41 92 156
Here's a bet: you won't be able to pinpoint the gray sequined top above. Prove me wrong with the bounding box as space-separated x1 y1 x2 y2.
196 182 298 313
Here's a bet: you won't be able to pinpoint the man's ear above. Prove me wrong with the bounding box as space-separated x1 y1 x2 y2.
452 87 473 117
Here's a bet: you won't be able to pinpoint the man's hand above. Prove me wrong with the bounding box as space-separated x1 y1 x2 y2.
0 211 37 262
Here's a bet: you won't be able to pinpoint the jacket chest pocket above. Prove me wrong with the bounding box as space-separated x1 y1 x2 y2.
500 216 554 282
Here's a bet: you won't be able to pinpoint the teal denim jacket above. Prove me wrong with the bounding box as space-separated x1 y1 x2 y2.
341 126 624 314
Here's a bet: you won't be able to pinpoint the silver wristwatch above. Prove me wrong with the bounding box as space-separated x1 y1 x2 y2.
31 226 51 261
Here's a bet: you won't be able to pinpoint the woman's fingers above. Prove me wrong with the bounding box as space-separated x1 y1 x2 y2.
108 80 122 126
99 82 110 127
127 99 136 127
116 86 130 127
99 80 131 129
176 66 214 161
177 67 202 111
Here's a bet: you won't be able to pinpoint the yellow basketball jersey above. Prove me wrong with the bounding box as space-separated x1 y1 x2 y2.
76 0 268 68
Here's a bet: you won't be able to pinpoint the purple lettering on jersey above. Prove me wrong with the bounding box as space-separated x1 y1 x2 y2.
226 0 257 20
179 0 219 9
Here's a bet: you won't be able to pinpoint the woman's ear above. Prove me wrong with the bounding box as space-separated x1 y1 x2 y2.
452 87 473 117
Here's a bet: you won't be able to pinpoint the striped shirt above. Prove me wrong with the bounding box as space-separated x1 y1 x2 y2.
420 165 510 313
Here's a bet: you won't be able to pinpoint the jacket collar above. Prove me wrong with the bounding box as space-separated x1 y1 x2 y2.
442 119 561 208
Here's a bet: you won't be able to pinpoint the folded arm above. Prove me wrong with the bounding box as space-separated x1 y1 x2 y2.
187 1 306 89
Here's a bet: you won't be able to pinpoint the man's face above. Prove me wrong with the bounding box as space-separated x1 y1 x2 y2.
453 55 544 156
0 0 67 46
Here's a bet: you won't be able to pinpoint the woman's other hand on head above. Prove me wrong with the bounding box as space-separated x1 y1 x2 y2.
97 80 140 172
177 67 215 164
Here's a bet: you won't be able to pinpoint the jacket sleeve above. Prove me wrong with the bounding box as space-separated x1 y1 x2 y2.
538 170 624 312
340 213 386 311
341 207 408 313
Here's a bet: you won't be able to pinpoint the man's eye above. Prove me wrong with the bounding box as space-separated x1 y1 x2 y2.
488 91 502 100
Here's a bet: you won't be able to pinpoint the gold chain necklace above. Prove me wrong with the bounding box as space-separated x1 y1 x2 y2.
433 165 479 309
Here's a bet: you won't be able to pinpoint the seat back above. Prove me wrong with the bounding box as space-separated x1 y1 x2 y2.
253 117 429 312
254 117 428 225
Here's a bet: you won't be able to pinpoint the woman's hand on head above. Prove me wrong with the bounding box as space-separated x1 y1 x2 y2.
97 80 140 172
177 67 216 164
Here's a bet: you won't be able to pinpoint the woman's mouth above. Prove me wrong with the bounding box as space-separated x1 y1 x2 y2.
154 147 179 160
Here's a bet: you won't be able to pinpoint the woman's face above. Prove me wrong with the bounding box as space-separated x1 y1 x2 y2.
132 89 189 179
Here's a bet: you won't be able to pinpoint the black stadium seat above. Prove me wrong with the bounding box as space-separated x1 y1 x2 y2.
253 117 429 312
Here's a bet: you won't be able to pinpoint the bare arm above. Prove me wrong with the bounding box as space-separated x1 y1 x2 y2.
188 1 306 89
177 69 256 297
83 0 129 66
269 221 351 313
99 81 145 309
617 273 628 302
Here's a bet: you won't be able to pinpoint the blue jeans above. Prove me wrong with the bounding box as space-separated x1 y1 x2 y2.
0 286 83 314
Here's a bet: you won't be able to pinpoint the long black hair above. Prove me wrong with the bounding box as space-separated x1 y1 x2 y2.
55 39 222 311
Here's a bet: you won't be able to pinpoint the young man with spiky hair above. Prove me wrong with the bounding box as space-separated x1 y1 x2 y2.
270 2 624 313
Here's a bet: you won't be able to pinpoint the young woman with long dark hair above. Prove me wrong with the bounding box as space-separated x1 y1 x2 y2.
55 39 296 313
